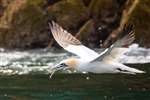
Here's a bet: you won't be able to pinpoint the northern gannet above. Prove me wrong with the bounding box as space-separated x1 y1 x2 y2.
48 21 145 77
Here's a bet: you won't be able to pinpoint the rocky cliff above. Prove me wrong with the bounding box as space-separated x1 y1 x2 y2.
0 0 149 49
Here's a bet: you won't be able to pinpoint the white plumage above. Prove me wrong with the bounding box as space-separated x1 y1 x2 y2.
49 21 145 75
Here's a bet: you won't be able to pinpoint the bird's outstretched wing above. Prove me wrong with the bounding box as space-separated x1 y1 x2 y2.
91 25 135 63
49 21 99 61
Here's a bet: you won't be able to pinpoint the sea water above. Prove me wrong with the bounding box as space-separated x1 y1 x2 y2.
0 44 150 100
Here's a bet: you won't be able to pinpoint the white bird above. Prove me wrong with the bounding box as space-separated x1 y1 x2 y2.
48 21 145 76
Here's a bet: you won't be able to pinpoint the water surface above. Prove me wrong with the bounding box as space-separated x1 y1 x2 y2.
0 44 150 100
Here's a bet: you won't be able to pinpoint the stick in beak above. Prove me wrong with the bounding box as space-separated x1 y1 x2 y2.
49 63 67 79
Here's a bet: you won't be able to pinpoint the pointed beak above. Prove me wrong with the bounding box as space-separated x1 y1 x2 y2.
49 63 68 79
53 64 64 71
51 64 67 72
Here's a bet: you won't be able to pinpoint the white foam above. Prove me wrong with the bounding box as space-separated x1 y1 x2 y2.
0 44 150 75
118 44 150 64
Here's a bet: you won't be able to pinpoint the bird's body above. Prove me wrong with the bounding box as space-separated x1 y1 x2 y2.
59 56 144 74
49 21 145 75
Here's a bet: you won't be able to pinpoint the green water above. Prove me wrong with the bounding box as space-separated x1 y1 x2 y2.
0 47 150 100
0 68 150 100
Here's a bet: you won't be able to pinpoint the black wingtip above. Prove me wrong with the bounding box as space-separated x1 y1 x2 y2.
47 20 58 38
48 20 53 27
119 24 134 38
120 24 135 47
123 24 134 34
47 18 57 26
47 20 55 38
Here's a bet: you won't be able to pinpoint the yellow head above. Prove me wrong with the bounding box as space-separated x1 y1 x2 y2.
60 58 79 69
53 58 79 71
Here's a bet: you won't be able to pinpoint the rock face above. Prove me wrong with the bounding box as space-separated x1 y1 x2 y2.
0 0 149 49
47 0 124 48
0 0 49 49
128 0 150 47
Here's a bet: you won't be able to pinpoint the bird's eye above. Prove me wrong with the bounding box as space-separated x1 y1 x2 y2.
60 63 67 66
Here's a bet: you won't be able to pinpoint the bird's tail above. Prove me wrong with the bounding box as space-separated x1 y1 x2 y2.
114 63 145 74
